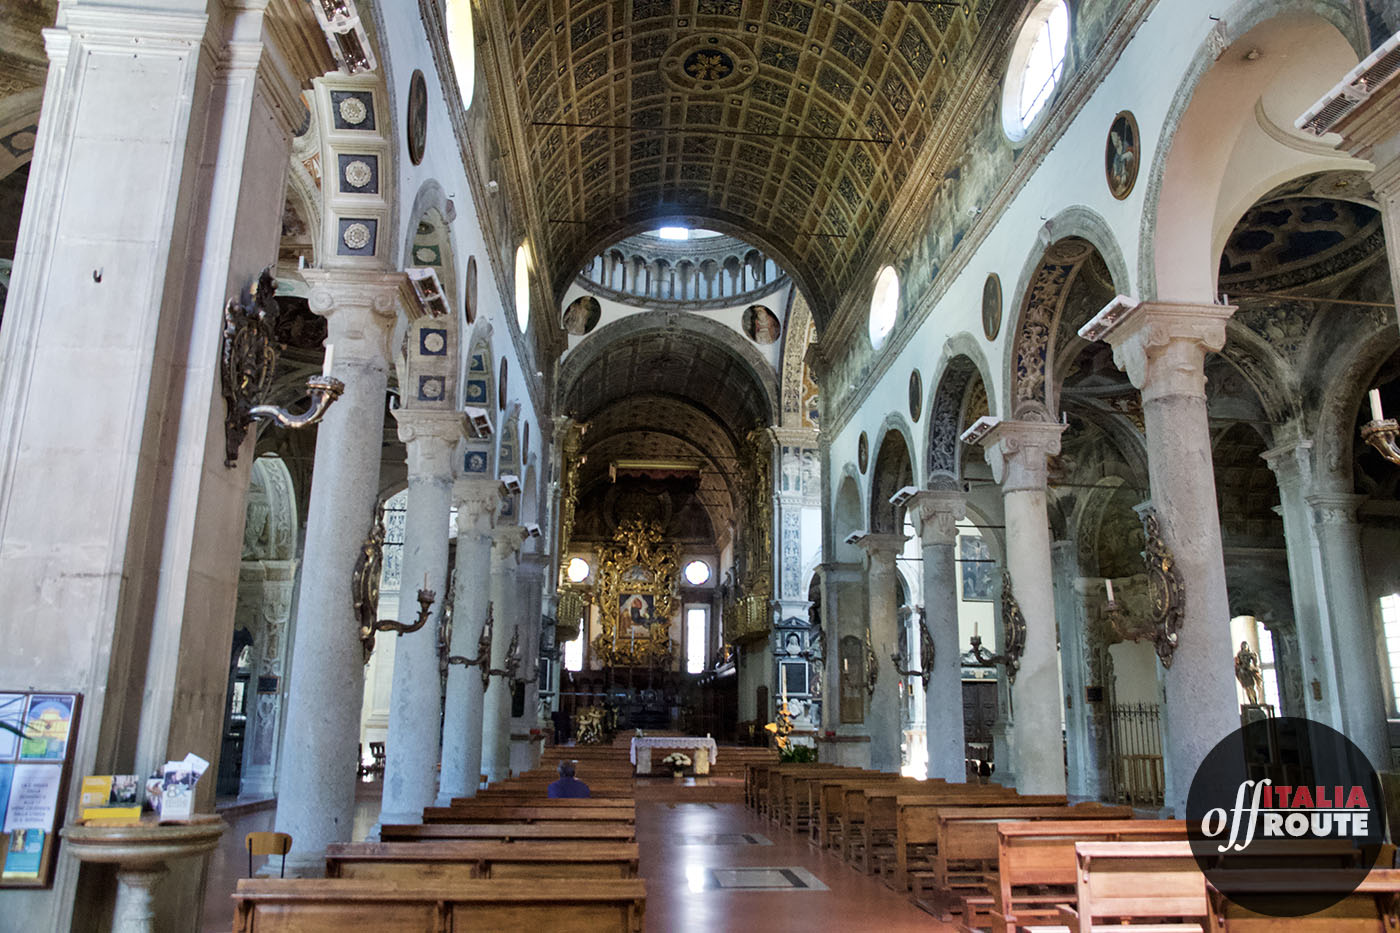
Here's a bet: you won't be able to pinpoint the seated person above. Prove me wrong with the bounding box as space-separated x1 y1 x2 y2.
547 760 591 798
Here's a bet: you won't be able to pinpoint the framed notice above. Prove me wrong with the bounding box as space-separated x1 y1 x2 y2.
0 692 81 888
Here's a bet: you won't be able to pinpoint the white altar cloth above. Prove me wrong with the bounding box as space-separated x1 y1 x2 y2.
630 736 719 775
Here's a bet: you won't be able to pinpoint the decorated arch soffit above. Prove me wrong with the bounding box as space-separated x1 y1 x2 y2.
925 342 994 489
868 418 914 535
482 0 1019 327
779 292 817 428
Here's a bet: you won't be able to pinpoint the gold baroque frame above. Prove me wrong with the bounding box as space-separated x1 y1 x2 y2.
591 518 679 667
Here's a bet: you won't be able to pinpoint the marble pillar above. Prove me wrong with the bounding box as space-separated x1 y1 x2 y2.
483 526 528 783
513 551 548 774
1307 492 1389 767
378 410 461 827
1261 438 1347 728
437 478 503 803
857 534 908 772
272 270 406 873
1085 300 1239 814
1053 542 1103 801
909 491 967 782
976 420 1067 796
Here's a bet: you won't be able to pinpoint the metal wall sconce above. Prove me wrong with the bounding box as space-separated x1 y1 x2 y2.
446 608 495 690
221 267 343 468
1362 389 1400 464
891 606 934 685
862 627 879 697
488 625 522 683
963 572 1027 684
350 503 436 658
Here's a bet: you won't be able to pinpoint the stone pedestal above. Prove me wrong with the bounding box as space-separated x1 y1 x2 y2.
909 490 967 782
438 479 503 802
378 410 461 828
856 534 908 772
272 270 405 873
976 419 1067 796
482 526 528 783
1083 300 1239 813
61 816 225 933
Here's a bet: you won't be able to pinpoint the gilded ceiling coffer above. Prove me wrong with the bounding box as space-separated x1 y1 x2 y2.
964 572 1026 684
351 504 436 661
446 607 495 690
220 267 343 468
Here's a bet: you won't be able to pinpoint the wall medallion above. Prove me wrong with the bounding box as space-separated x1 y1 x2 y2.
743 304 781 344
498 357 509 411
407 70 427 166
563 295 602 335
858 432 869 473
908 370 923 422
465 256 478 324
982 273 1002 341
1106 110 1139 201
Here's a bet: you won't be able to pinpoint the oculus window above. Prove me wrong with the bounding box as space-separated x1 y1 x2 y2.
683 560 711 586
566 557 591 583
869 265 899 349
445 1 475 109
1003 0 1069 141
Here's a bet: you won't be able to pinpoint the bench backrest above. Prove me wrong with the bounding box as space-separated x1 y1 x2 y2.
379 822 636 843
996 819 1188 889
934 805 1136 865
894 793 1068 843
1205 868 1400 932
1073 841 1205 927
324 841 640 883
422 804 635 824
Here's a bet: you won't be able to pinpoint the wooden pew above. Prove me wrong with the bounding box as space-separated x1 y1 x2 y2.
1056 841 1205 932
812 776 900 851
766 765 855 823
1205 869 1400 932
840 780 985 866
856 786 1052 876
325 841 640 882
232 878 646 933
774 767 872 832
422 803 635 824
451 787 636 804
380 821 636 844
984 819 1187 933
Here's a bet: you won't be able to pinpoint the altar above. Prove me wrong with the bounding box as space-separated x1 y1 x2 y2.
630 736 718 775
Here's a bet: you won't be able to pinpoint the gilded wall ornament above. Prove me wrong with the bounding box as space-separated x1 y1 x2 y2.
1141 508 1186 667
590 518 680 667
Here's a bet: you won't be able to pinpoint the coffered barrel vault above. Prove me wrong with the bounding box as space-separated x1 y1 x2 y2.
492 0 1013 325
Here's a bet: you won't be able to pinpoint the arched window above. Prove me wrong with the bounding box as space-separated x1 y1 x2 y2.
869 265 899 349
1002 0 1069 141
445 0 475 109
514 243 531 333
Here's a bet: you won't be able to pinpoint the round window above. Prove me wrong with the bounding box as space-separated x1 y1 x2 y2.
868 265 899 349
683 560 712 586
446 0 475 109
514 243 531 333
1002 0 1069 141
566 557 591 583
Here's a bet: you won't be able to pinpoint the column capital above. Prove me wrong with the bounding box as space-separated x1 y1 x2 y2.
907 490 966 547
1306 492 1368 526
301 268 411 368
1079 298 1235 400
1261 436 1315 485
817 561 864 584
453 477 505 534
393 408 463 479
491 525 529 562
855 533 907 561
966 418 1066 492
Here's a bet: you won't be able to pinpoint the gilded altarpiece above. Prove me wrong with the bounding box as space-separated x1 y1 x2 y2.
590 519 679 668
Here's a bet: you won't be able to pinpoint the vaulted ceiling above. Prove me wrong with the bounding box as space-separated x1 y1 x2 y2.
487 0 1013 326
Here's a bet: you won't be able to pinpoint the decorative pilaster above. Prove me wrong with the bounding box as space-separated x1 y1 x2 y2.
273 270 406 874
908 490 967 782
1306 491 1388 767
856 533 908 772
483 525 529 783
972 418 1067 795
437 477 503 802
1080 298 1237 813
378 409 461 828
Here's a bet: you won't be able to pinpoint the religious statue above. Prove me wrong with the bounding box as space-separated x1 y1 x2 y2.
1234 640 1264 706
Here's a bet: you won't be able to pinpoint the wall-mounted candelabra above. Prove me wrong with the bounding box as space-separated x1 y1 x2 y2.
350 504 435 659
963 572 1026 684
487 625 522 684
446 608 494 689
221 267 343 467
891 606 934 685
1362 389 1400 465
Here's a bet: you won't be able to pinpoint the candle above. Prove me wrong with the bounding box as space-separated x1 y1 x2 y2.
323 343 335 376
842 658 848 674
1371 389 1385 422
780 664 787 699
1105 578 1115 603
423 572 428 591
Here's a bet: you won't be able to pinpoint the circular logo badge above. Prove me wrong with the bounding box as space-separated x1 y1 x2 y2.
1187 716 1385 917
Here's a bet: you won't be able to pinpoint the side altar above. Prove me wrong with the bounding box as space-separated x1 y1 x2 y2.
630 736 718 775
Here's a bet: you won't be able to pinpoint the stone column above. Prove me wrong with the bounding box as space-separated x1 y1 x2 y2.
1083 300 1238 813
909 491 967 782
437 478 503 803
1307 492 1389 767
974 419 1067 795
483 526 528 783
1261 438 1346 728
377 410 461 827
1053 542 1102 800
272 270 404 873
856 534 908 772
514 551 549 773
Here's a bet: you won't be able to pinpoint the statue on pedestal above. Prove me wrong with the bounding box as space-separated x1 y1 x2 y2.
1234 641 1264 706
